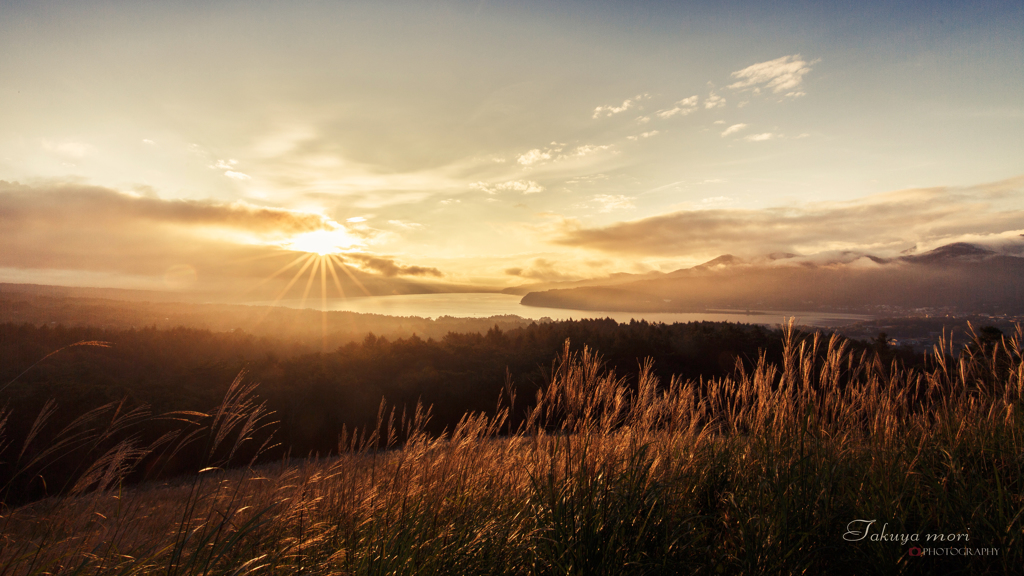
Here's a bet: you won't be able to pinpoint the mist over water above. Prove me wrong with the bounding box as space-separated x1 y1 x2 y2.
254 293 871 327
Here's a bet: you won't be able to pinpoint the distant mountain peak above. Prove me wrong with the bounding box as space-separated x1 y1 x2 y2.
693 254 741 269
901 242 996 264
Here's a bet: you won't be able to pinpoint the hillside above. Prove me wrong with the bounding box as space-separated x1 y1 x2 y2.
2 324 1020 574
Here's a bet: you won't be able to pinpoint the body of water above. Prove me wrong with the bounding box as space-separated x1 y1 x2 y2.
250 293 871 328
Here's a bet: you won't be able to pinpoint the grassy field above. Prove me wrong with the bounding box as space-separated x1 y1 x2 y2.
1 322 1021 574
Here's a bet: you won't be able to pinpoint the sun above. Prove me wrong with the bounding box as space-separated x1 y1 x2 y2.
283 229 359 255
248 227 372 351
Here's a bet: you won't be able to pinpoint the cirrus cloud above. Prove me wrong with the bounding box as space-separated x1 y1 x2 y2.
515 143 614 167
42 140 93 158
626 130 659 141
656 96 699 119
592 194 636 213
517 148 553 166
704 92 726 109
592 94 649 119
728 54 815 97
471 180 545 194
721 123 747 137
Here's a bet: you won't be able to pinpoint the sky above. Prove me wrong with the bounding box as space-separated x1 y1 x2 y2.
1 0 1022 297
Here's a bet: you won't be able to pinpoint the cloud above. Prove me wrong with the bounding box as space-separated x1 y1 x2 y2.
221 127 480 210
42 140 93 157
569 144 612 158
0 181 333 235
515 143 613 167
626 131 659 141
505 258 580 282
388 220 423 229
343 253 442 277
471 180 545 194
704 92 726 109
656 96 699 119
593 94 649 119
0 181 334 273
565 174 609 185
554 177 1024 258
592 194 635 213
211 159 252 180
744 132 774 142
721 123 747 137
0 181 449 296
727 54 814 97
517 148 553 166
701 196 733 205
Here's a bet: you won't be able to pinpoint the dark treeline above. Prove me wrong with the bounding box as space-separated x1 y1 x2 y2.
259 320 790 452
0 319 912 504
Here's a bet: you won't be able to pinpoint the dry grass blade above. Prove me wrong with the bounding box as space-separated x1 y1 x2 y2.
1 340 112 394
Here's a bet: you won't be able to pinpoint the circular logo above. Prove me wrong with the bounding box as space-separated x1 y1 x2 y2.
908 547 922 557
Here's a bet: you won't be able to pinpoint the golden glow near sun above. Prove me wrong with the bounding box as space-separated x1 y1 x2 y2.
283 229 360 255
249 234 373 349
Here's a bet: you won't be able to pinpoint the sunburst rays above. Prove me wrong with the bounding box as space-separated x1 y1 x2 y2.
246 249 373 351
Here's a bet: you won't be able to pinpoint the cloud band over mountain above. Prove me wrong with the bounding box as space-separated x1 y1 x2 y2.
555 177 1024 259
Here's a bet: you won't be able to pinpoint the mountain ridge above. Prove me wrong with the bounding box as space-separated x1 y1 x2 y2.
520 242 1024 314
